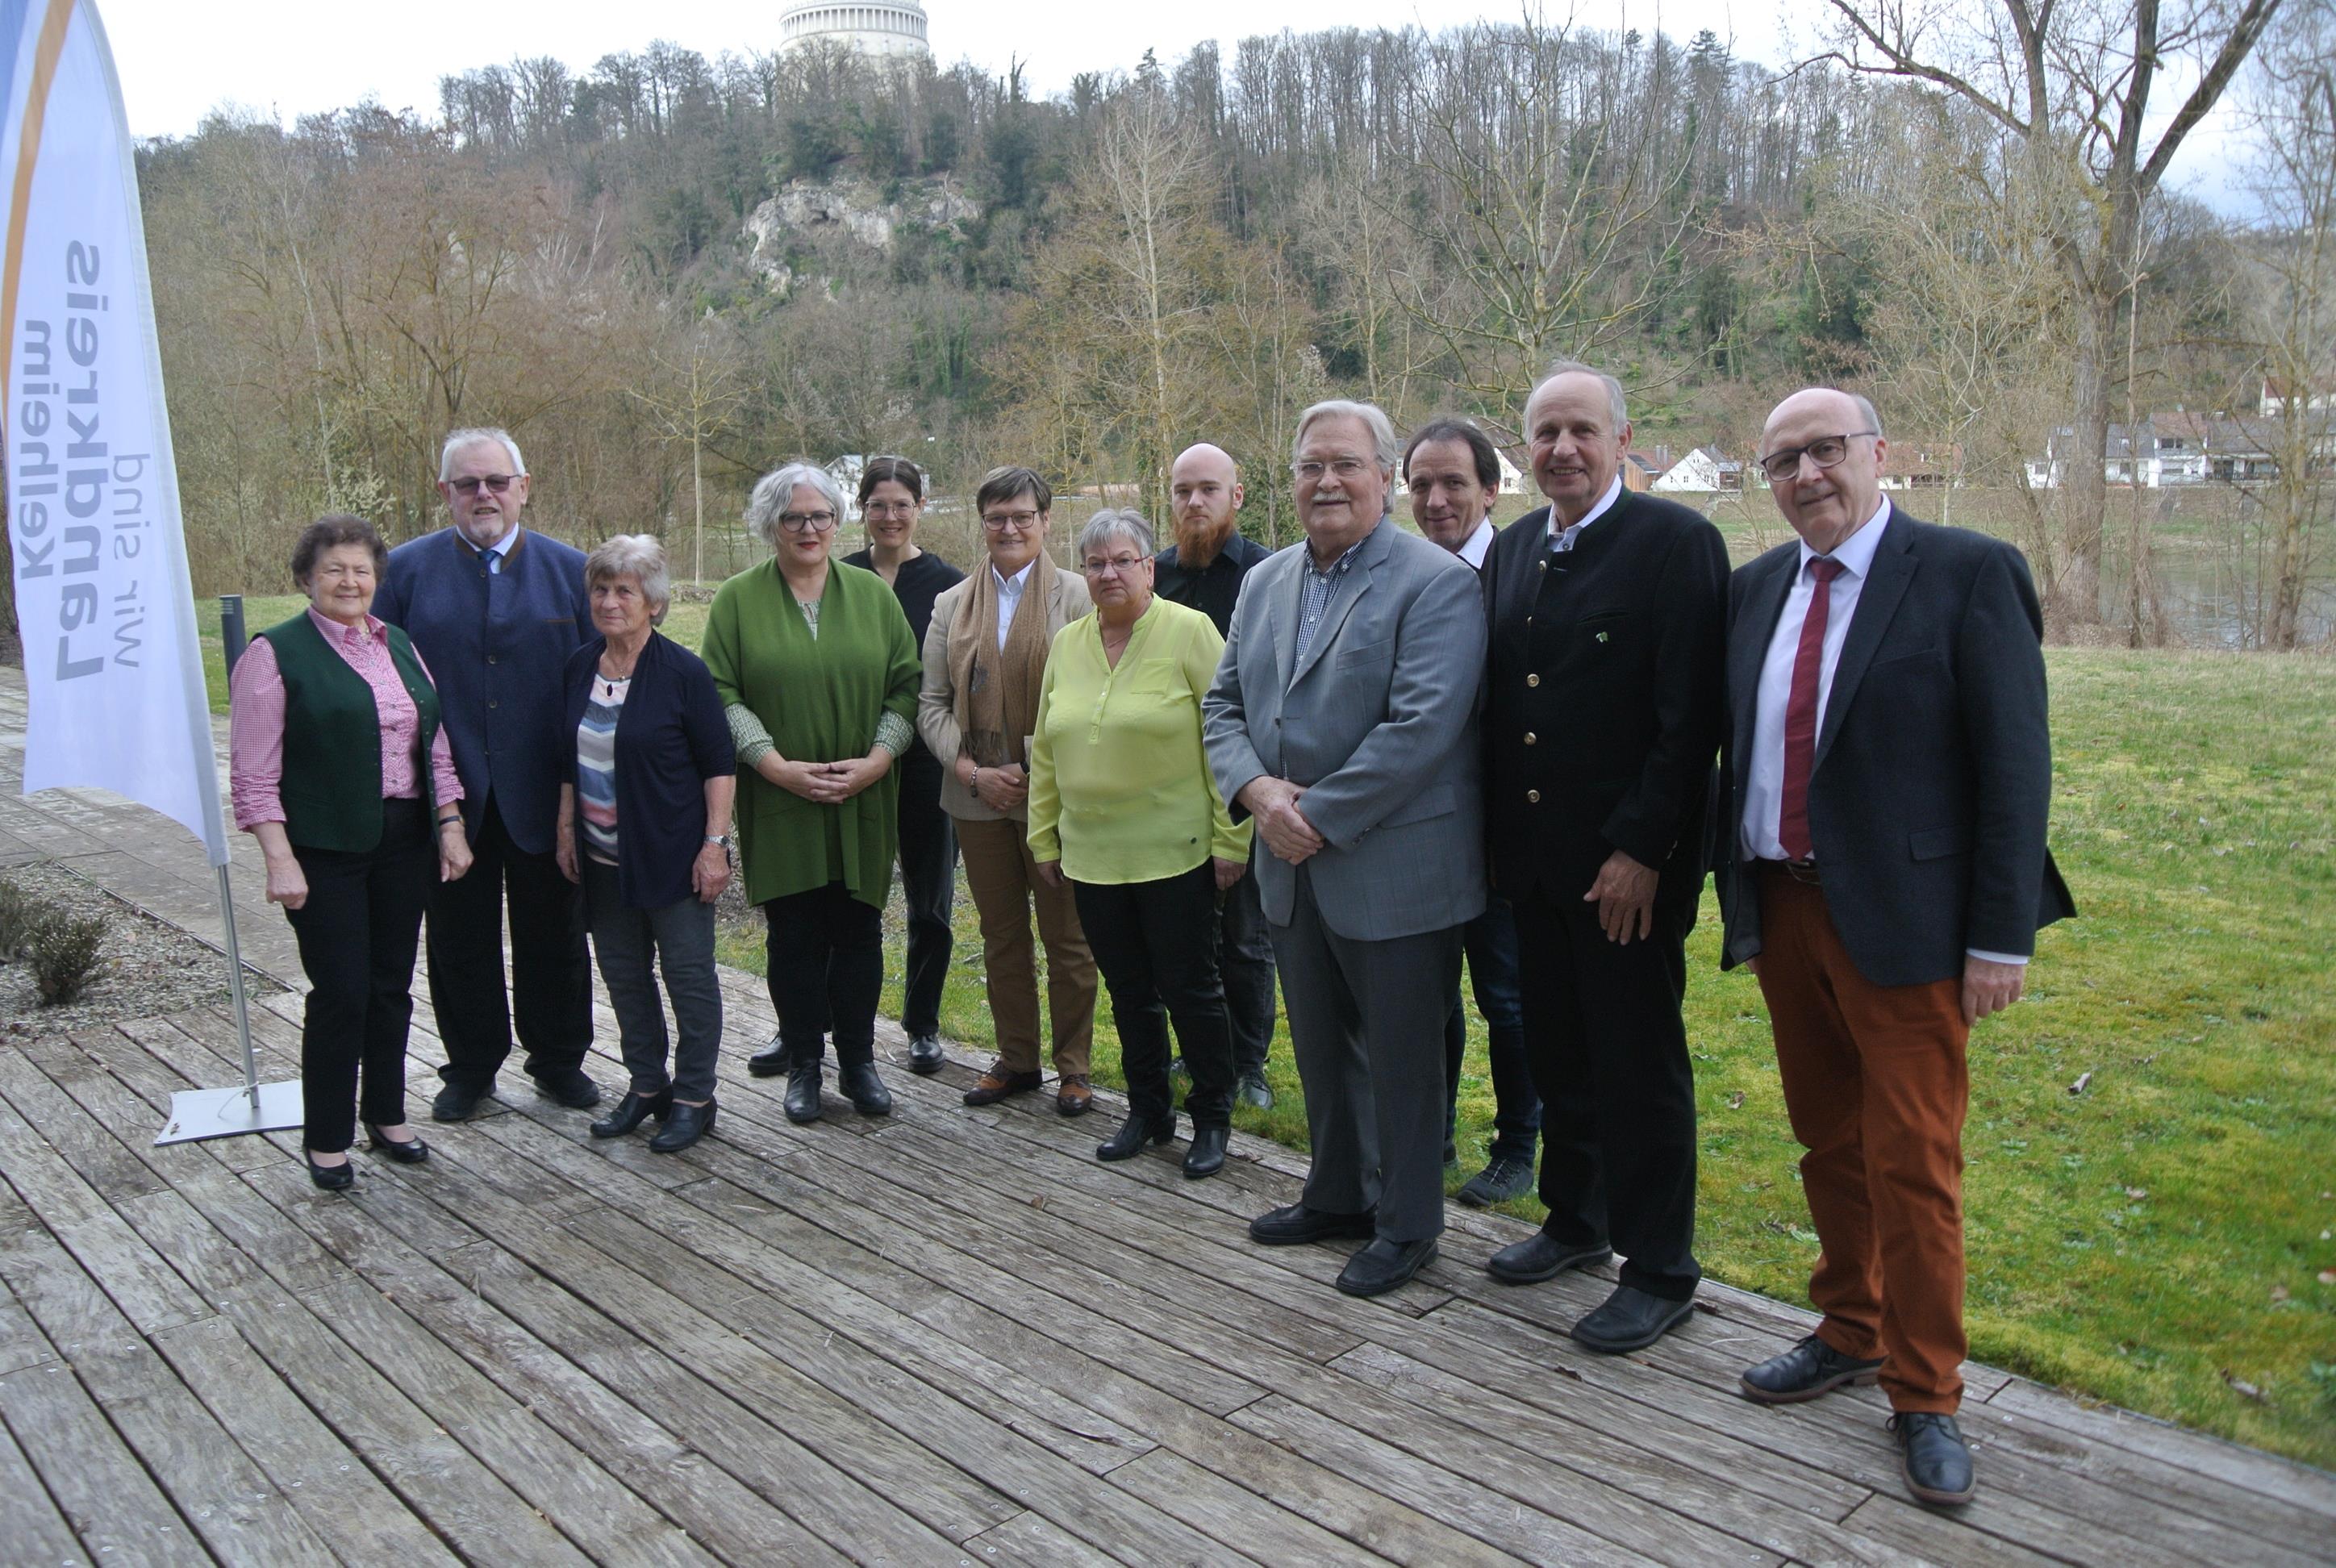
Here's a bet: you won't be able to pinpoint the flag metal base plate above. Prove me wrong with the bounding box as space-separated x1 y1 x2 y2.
155 1079 304 1146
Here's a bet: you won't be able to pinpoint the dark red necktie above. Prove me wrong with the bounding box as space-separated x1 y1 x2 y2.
1779 557 1844 861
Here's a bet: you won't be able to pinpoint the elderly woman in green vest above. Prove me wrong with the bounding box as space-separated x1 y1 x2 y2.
229 515 473 1190
703 462 920 1127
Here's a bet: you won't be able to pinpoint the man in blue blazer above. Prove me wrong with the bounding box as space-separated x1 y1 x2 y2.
1718 388 2074 1508
1204 400 1487 1299
374 428 599 1120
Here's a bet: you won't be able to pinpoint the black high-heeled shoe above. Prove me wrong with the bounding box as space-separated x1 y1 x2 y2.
1097 1115 1176 1162
361 1121 429 1164
591 1087 674 1138
649 1099 715 1153
306 1150 355 1191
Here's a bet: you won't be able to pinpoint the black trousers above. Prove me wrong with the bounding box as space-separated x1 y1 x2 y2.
1442 894 1541 1161
1512 881 1703 1299
1216 863 1279 1076
765 882 883 1067
427 793 592 1091
285 799 434 1153
1073 864 1235 1128
894 744 957 1040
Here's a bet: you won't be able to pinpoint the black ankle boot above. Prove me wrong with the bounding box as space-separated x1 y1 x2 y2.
1097 1114 1175 1161
784 1061 824 1124
649 1099 715 1153
590 1087 673 1139
839 1059 892 1116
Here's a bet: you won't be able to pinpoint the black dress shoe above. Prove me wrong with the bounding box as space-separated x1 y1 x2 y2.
1097 1115 1175 1161
431 1081 490 1123
1741 1334 1885 1404
531 1066 603 1110
840 1061 892 1116
590 1088 673 1139
1456 1152 1535 1208
748 1037 790 1078
1337 1236 1438 1297
648 1099 716 1153
1249 1203 1377 1246
1486 1229 1613 1284
784 1061 824 1124
1890 1412 1976 1507
305 1151 355 1191
907 1033 945 1074
1571 1284 1695 1353
1183 1124 1229 1178
1235 1072 1274 1111
362 1121 429 1165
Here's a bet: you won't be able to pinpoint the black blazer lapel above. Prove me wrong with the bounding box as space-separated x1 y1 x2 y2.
1814 523 1916 772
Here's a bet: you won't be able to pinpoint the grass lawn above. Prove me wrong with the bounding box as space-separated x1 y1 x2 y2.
202 593 2335 1467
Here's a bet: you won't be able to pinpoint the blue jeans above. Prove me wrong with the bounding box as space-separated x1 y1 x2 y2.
1443 894 1541 1162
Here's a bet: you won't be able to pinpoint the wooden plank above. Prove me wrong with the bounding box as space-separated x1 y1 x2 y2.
959 1508 1132 1566
275 1187 870 1567
149 1312 460 1567
0 1042 169 1204
1109 1447 1400 1567
0 1213 336 1563
0 1408 89 1568
34 1024 665 1568
0 1359 199 1567
1987 1374 2336 1519
562 1203 1245 1564
1228 1394 1684 1568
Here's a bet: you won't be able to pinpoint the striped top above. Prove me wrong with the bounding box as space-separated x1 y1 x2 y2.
576 673 630 865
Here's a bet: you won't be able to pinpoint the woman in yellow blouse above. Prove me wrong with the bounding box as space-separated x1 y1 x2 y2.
1030 509 1252 1177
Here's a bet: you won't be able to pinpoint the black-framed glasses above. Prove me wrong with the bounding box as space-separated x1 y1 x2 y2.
778 509 838 533
1755 432 1877 483
1081 555 1146 577
449 473 519 496
982 510 1042 533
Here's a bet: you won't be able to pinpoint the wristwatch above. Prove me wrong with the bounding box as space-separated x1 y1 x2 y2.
704 834 732 849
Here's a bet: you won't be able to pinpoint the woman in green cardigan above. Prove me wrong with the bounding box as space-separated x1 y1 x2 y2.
703 462 921 1126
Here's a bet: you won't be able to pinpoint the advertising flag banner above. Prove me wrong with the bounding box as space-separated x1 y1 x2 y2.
2 0 229 866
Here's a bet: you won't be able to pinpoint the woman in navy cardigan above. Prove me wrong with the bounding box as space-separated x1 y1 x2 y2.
556 536 737 1153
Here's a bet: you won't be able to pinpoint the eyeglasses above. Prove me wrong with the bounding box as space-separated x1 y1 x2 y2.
449 473 519 496
862 500 919 519
778 510 838 533
1755 432 1877 483
1081 555 1146 577
1294 457 1371 482
982 510 1042 533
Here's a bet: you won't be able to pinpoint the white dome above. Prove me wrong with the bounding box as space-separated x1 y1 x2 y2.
779 1 932 58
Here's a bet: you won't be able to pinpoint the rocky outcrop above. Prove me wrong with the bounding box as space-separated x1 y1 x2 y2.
742 175 981 294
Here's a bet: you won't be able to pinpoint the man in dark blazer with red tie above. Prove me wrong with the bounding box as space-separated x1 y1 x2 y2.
1479 363 1728 1353
1719 387 2074 1509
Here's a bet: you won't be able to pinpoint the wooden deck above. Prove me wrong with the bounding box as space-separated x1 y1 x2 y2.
2 672 2334 1566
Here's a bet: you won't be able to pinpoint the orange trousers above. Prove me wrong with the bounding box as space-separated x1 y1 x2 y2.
1754 866 1970 1413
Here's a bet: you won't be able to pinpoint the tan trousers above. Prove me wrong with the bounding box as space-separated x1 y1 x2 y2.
955 815 1096 1076
1755 866 1971 1413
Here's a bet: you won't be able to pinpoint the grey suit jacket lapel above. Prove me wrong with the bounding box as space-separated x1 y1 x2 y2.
1815 523 1916 770
1287 521 1387 690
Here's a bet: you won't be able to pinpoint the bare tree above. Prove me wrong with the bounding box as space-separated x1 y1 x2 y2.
627 311 746 586
1814 0 2285 632
2230 1 2334 649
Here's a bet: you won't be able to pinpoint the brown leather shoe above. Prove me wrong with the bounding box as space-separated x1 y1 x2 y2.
1055 1074 1094 1116
962 1066 1042 1107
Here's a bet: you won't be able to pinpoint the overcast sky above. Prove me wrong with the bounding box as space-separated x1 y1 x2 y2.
94 0 2254 214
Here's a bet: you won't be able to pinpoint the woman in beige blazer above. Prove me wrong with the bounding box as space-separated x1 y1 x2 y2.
916 467 1099 1113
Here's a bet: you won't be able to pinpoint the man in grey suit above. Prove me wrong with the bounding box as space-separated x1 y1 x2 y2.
1204 399 1488 1298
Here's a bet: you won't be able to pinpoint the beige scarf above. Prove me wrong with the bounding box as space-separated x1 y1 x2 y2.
949 551 1057 769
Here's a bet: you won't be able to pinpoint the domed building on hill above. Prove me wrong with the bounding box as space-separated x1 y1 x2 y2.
779 1 932 59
